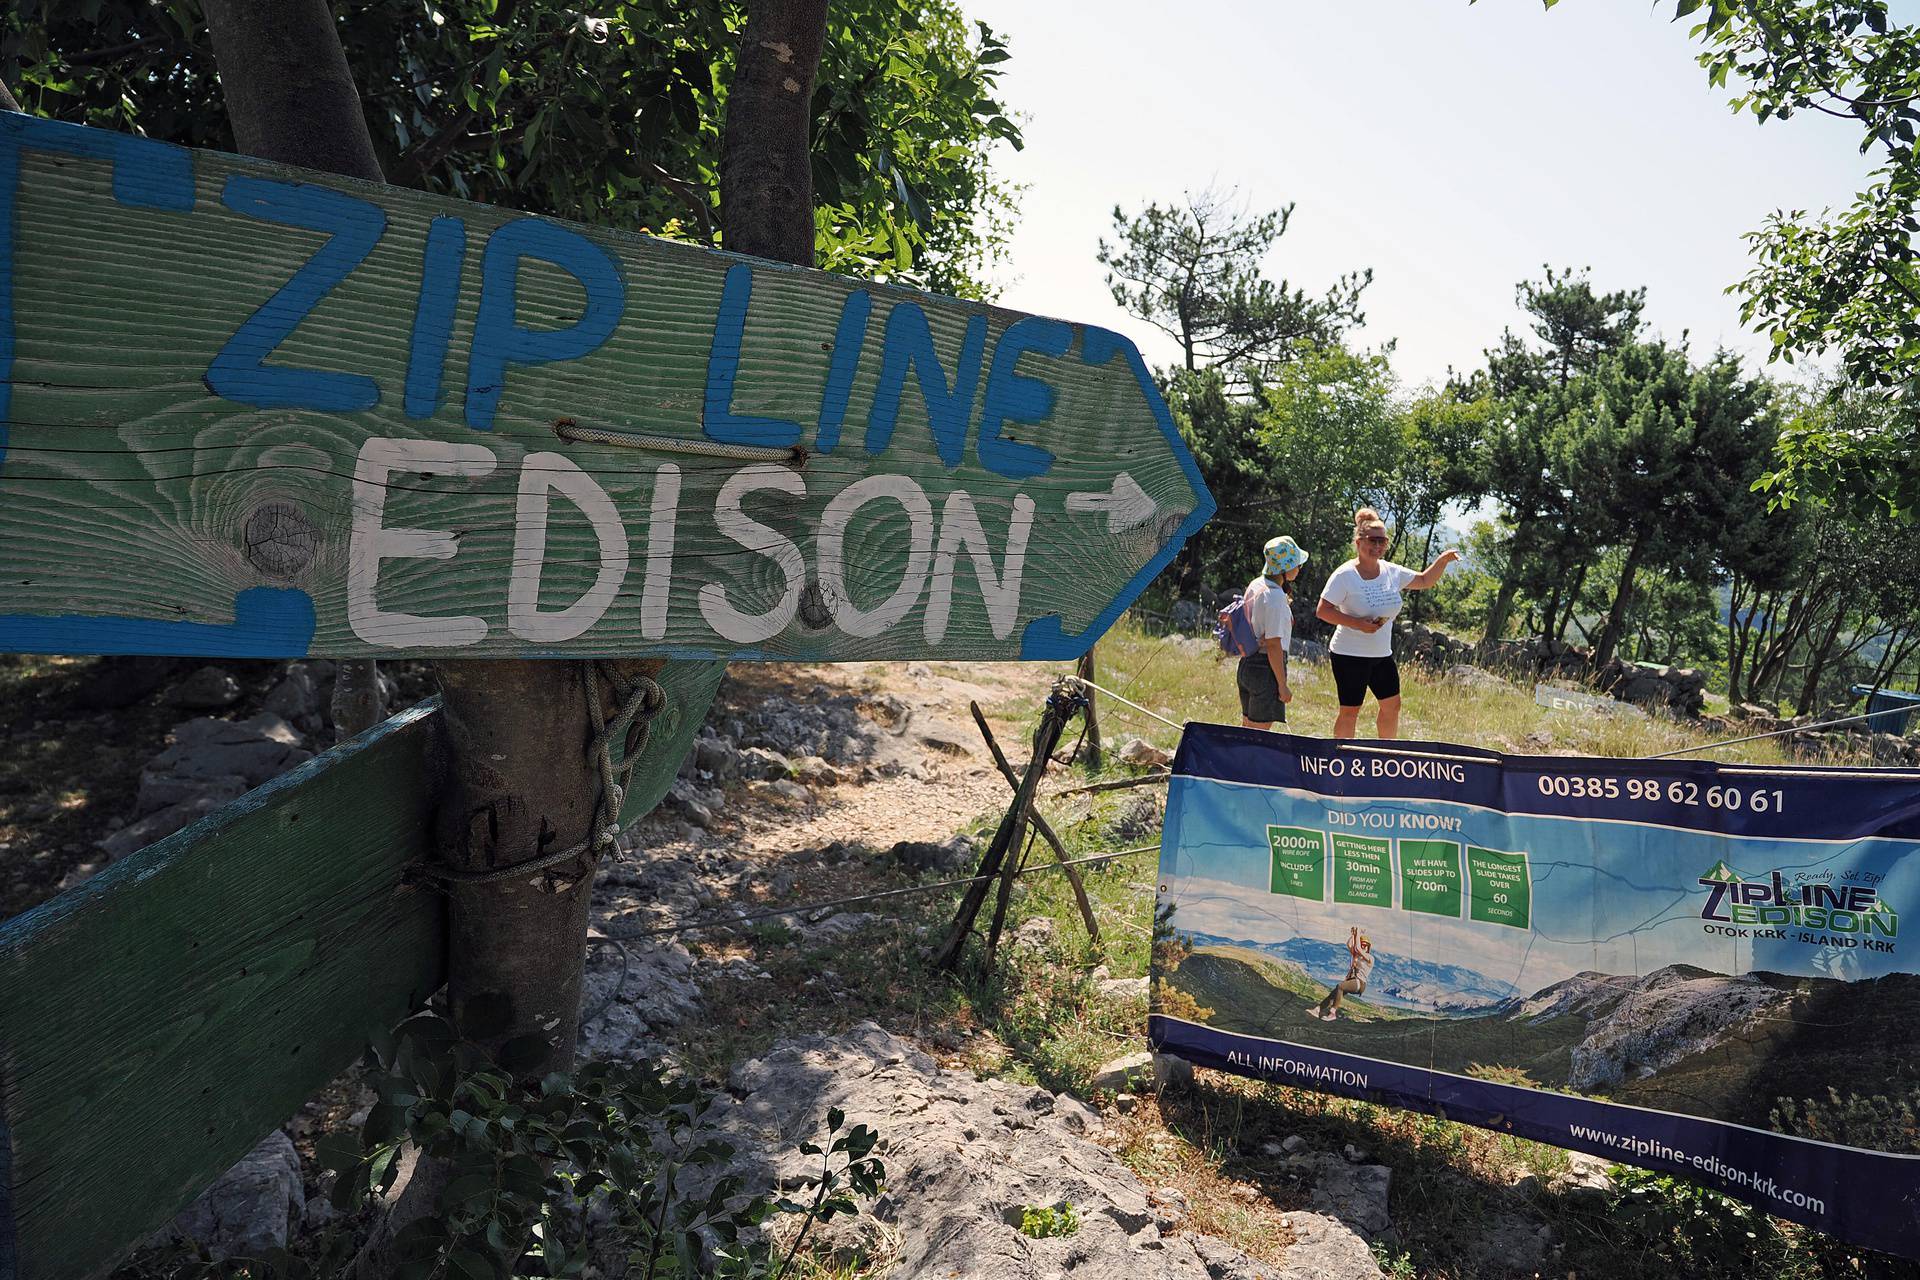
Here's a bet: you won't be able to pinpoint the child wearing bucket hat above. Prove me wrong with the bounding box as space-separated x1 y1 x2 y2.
1236 535 1310 729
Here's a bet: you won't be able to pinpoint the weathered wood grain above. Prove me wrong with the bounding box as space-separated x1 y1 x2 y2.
0 657 718 1280
0 115 1213 662
0 703 442 1280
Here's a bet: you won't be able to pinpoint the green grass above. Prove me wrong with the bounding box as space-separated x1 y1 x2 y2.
1085 616 1869 766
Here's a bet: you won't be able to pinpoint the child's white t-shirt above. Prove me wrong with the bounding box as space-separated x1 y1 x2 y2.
1242 576 1293 653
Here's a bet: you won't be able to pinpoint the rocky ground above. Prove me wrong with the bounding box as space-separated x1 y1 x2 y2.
5 652 1621 1278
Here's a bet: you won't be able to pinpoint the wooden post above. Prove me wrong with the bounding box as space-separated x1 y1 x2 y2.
935 681 1079 970
969 701 1099 946
1077 648 1102 771
1052 771 1169 798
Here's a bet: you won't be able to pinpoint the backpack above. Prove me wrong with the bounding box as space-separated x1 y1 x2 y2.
1215 592 1262 657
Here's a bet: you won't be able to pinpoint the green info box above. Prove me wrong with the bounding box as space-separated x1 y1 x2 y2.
1330 833 1393 908
1467 846 1532 928
1398 839 1463 917
1268 826 1327 900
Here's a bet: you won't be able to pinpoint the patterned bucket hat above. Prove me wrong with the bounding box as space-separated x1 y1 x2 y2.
1264 536 1309 577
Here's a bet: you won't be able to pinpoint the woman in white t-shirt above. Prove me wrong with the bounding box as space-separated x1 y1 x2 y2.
1314 507 1459 740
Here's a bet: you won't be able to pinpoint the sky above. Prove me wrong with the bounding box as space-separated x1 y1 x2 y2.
961 0 1886 390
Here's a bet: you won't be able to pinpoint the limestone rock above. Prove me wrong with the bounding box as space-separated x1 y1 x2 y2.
692 735 740 779
1153 1051 1195 1092
738 746 795 780
1274 1211 1383 1280
890 835 976 874
144 714 311 789
1291 1152 1392 1239
792 755 841 786
157 1131 303 1259
1116 736 1173 768
161 666 243 710
1090 1050 1154 1093
704 1023 1281 1278
801 911 881 943
1010 916 1055 952
576 936 702 1060
263 663 328 736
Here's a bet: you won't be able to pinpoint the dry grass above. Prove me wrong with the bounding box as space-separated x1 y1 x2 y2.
1086 618 1850 767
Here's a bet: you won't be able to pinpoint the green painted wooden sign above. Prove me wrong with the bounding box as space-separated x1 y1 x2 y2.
0 661 719 1280
0 115 1213 661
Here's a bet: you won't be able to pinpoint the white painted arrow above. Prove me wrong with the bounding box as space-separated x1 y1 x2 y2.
1066 471 1158 533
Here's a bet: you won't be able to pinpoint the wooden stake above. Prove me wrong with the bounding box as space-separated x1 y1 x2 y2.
934 683 1078 970
969 701 1100 946
1052 771 1170 798
1077 649 1102 771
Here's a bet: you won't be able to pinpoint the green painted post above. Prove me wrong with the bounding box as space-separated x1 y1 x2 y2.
0 655 716 1280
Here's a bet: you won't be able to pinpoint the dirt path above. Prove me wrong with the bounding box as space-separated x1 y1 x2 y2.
718 660 1060 858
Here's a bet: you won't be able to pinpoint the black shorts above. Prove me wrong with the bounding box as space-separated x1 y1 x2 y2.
1330 652 1400 707
1237 653 1287 724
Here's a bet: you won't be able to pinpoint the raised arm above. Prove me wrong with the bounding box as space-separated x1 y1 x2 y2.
1407 549 1462 592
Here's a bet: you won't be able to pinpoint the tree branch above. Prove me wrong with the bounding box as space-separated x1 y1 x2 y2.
64 34 173 67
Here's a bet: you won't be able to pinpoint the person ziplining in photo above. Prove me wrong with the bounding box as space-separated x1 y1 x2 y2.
1310 925 1374 1021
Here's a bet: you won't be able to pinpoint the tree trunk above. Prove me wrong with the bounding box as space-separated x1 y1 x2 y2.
202 0 383 180
1591 537 1645 669
1553 559 1590 647
200 6 784 1274
1725 577 1751 705
719 0 828 264
1796 604 1849 714
1407 521 1436 624
202 1 390 747
1483 576 1518 645
1076 649 1101 771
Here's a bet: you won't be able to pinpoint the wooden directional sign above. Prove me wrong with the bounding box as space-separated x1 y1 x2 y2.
0 115 1213 661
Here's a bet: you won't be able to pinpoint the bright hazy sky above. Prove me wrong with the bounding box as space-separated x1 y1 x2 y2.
962 0 1882 389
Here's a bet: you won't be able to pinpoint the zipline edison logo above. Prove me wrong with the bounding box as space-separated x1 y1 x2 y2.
1697 860 1898 952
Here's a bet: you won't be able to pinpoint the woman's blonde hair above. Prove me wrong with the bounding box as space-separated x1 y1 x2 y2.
1353 507 1386 539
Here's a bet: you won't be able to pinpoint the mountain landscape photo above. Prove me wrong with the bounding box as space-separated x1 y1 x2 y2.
1160 931 1920 1141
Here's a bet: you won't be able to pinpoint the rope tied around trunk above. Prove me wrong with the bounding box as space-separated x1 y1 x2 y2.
422 663 667 889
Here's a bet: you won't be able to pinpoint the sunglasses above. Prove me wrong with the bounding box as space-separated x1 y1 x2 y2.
1360 535 1388 545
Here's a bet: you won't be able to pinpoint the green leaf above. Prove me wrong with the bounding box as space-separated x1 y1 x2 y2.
315 1132 362 1173
448 1248 494 1280
442 1173 496 1208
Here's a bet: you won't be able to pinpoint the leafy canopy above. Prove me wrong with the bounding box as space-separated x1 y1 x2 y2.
2 0 1023 296
1502 0 1920 514
1098 186 1371 374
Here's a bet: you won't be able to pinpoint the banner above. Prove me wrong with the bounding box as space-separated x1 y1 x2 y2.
1151 724 1920 1258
